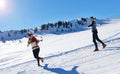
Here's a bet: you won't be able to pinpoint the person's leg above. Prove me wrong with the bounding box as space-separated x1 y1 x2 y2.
33 48 40 66
93 31 99 51
95 34 104 45
95 33 106 48
39 57 44 63
93 34 98 49
37 48 44 63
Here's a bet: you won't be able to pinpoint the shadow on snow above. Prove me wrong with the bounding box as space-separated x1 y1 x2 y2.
43 64 79 74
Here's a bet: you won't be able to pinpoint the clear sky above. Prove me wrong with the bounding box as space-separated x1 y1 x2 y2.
0 0 120 31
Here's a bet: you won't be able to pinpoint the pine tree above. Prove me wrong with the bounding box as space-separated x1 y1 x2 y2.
8 32 11 37
58 21 62 28
61 29 64 32
34 27 38 33
41 24 46 30
1 37 4 41
14 31 17 36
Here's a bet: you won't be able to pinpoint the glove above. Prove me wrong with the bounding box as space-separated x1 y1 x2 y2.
41 40 43 42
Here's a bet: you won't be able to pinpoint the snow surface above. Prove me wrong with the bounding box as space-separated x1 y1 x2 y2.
0 19 120 74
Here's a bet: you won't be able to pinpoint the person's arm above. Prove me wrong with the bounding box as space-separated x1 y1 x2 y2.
27 39 31 47
88 21 95 27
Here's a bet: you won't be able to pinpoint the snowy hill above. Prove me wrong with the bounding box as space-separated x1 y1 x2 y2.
0 18 108 42
0 19 120 74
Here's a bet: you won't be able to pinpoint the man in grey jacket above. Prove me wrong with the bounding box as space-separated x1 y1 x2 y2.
88 16 106 52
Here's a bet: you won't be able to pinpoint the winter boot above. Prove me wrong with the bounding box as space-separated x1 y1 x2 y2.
40 58 44 63
103 44 107 49
38 62 41 66
94 48 99 52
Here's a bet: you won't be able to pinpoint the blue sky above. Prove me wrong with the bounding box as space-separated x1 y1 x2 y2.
0 0 120 31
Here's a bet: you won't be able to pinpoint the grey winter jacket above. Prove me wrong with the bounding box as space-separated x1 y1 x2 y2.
88 21 97 32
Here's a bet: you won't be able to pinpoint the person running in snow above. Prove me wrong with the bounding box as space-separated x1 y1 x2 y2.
88 16 106 52
27 33 44 66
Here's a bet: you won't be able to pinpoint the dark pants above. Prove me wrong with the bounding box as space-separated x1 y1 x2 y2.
33 48 41 64
92 30 105 49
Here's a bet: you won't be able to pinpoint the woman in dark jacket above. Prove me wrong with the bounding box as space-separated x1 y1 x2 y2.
88 17 106 52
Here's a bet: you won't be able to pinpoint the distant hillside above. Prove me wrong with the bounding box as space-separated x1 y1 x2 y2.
0 17 109 42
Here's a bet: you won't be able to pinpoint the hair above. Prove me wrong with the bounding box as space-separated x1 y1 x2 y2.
90 16 94 19
28 33 33 36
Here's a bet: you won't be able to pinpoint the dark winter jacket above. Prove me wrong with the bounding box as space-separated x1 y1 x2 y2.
88 21 97 32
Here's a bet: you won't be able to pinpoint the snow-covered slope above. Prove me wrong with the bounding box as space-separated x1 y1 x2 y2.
0 19 120 74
